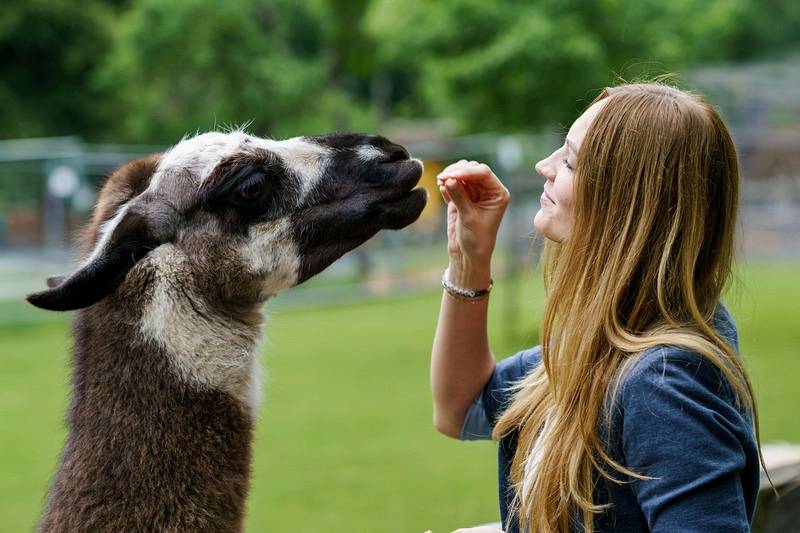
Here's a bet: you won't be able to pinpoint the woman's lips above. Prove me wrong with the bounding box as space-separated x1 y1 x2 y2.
541 190 556 205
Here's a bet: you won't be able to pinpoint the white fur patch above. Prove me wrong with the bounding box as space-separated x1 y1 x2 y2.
256 137 331 197
355 145 384 162
85 202 131 265
149 132 331 201
241 218 301 299
152 131 249 189
139 245 264 417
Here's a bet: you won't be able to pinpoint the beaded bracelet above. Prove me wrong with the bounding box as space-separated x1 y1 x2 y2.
441 268 493 302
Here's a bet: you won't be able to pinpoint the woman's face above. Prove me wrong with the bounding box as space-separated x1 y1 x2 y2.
533 99 608 242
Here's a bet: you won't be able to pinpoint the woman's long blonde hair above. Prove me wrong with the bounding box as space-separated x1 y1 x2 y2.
492 83 760 532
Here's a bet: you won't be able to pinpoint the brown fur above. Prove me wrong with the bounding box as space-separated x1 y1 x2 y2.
39 292 253 533
40 158 254 533
80 154 162 256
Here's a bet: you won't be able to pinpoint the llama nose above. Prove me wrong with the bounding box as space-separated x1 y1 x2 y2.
367 135 410 163
381 142 410 163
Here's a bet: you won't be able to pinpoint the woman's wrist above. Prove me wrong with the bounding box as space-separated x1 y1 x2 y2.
447 255 492 290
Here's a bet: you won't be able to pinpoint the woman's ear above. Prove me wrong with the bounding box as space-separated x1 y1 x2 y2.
26 208 157 312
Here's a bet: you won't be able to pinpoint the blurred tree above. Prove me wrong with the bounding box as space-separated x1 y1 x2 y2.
366 0 756 132
96 0 377 142
728 0 800 59
0 0 114 139
1 0 798 142
319 0 376 125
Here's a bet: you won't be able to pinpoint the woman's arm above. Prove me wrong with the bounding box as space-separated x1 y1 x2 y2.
431 269 494 438
430 161 510 438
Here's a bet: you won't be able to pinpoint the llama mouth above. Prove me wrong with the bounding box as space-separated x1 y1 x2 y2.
385 158 424 189
292 154 426 284
372 158 426 228
376 158 424 199
294 186 426 284
375 187 428 229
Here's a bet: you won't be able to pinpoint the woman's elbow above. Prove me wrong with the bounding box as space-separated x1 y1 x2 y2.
433 408 464 439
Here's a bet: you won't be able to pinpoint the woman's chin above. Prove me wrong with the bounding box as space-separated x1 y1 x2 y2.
533 210 567 243
533 209 549 234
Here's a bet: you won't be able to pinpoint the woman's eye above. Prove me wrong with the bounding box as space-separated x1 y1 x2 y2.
562 159 574 171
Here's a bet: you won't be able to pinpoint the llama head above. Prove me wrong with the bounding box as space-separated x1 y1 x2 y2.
27 131 427 312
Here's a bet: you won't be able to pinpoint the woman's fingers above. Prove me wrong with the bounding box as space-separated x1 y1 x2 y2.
444 178 473 214
439 164 499 184
438 160 510 211
437 160 487 183
439 159 471 176
438 160 487 176
437 162 506 200
440 178 472 202
461 180 480 202
439 184 452 203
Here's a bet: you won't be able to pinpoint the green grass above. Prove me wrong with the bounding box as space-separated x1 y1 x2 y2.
0 263 798 532
725 263 800 443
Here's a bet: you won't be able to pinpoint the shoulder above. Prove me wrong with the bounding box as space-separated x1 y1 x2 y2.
614 300 756 461
614 348 751 469
620 300 742 408
617 345 757 483
621 346 734 405
612 305 760 528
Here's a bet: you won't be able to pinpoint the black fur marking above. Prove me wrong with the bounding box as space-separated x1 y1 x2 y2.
291 133 426 284
27 211 157 311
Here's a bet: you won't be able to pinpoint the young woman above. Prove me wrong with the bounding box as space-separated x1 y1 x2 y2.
431 83 761 533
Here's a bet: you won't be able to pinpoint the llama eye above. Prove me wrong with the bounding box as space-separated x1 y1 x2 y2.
238 173 265 200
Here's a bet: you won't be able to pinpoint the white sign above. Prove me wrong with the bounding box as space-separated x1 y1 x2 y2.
48 166 80 199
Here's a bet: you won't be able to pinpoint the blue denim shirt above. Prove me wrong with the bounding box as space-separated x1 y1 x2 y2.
460 302 759 532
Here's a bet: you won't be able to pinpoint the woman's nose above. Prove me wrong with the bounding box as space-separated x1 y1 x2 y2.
535 159 555 181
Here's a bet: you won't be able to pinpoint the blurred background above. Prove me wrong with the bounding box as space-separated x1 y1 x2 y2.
1 1 799 532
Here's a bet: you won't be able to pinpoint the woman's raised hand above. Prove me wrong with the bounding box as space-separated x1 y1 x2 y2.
437 160 510 288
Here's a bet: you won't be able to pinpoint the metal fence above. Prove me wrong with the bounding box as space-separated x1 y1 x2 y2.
0 133 555 332
2 57 799 323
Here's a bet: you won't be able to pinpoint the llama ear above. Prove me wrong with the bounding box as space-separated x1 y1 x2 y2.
27 209 157 311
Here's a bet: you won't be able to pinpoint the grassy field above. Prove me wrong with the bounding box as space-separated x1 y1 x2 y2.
0 262 798 533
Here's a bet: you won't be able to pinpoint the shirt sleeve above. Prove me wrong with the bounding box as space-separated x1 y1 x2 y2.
460 346 542 441
620 348 756 532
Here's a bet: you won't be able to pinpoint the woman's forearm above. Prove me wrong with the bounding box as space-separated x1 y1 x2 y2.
430 258 496 438
431 160 509 438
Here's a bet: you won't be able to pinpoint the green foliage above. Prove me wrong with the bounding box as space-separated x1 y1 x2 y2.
95 0 376 142
0 0 798 141
0 0 114 138
728 0 800 59
366 0 756 132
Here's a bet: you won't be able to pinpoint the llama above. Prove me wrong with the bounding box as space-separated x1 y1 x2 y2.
27 131 426 532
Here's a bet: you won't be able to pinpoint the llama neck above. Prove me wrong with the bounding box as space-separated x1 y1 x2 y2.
39 259 263 533
137 246 266 417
